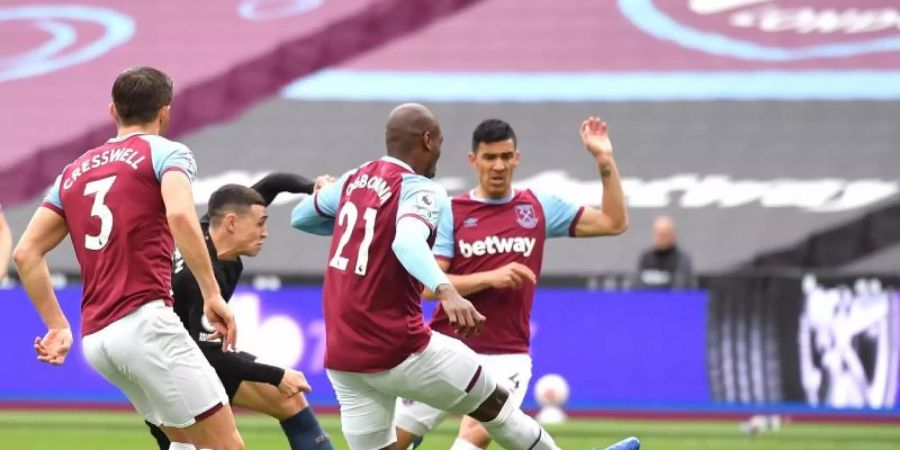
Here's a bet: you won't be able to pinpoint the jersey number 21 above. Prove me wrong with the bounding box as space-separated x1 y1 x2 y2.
329 201 377 276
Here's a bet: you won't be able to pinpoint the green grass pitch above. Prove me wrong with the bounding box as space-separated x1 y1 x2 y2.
1 410 899 449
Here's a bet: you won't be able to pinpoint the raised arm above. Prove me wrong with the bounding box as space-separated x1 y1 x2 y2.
572 117 629 237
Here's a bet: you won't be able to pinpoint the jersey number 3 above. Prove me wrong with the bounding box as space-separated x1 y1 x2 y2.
83 175 117 251
329 201 377 276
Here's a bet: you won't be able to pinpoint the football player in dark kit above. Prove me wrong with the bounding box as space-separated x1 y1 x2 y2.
147 173 335 450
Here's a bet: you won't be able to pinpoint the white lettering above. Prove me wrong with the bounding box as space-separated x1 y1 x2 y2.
458 236 537 258
345 174 393 204
109 148 126 162
727 5 900 35
181 170 899 213
459 239 472 258
493 235 515 253
61 147 144 188
512 172 899 213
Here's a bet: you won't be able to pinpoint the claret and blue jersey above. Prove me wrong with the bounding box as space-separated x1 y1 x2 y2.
42 132 197 336
291 156 451 373
429 188 583 354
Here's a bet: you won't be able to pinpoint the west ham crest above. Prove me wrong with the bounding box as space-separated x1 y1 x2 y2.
515 204 538 229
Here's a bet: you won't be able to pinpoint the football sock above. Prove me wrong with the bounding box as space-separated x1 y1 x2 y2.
280 407 333 450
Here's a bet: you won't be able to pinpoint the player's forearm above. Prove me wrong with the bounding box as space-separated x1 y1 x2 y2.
597 159 628 234
252 173 315 206
422 272 491 299
168 213 221 300
13 249 68 329
444 273 491 297
392 219 450 292
230 356 284 386
161 172 221 300
290 197 334 236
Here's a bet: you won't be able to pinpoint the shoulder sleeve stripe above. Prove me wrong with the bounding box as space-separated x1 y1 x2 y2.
312 192 334 218
569 206 585 237
161 166 190 178
41 202 65 218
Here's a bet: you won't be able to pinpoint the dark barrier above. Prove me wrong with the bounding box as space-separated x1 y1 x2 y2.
708 273 900 410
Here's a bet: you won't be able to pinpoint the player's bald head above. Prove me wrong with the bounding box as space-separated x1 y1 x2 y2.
383 103 444 178
385 103 440 155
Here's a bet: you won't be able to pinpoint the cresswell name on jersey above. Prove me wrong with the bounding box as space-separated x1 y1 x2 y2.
61 147 149 190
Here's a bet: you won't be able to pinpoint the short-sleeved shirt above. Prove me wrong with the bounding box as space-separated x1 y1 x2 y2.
43 133 197 336
315 156 447 373
428 189 583 354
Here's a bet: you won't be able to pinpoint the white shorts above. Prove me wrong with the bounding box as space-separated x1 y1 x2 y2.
82 300 228 428
326 332 498 450
394 352 533 436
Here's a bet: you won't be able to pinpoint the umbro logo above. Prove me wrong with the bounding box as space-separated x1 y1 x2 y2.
463 217 479 228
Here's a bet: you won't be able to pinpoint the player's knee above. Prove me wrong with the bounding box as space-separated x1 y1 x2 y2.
273 393 307 420
468 386 509 422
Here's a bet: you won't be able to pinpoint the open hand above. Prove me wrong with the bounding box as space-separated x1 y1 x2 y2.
34 328 73 366
436 285 486 338
580 117 614 167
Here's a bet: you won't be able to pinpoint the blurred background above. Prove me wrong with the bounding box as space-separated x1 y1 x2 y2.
1 0 899 449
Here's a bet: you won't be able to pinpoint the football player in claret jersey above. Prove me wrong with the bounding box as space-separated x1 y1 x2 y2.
13 66 243 450
394 118 629 450
145 175 334 450
291 103 637 450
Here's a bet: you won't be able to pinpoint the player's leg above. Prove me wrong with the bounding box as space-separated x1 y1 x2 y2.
326 368 399 450
205 349 332 449
455 354 533 449
145 421 172 450
394 398 450 449
111 302 244 450
232 378 333 449
160 425 197 450
180 406 243 450
377 332 559 450
146 421 198 450
83 315 213 449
